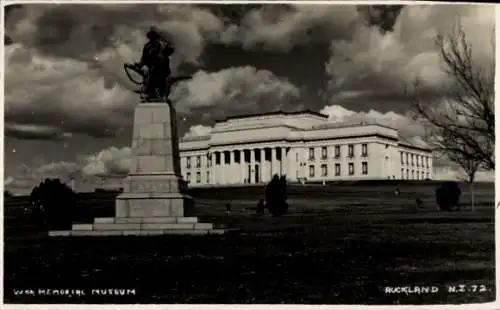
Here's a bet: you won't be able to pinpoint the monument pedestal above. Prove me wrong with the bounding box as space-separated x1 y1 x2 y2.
49 103 223 237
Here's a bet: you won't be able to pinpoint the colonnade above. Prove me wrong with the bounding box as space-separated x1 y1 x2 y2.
208 147 288 185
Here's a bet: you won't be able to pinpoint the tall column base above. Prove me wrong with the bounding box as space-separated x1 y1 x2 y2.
49 102 224 237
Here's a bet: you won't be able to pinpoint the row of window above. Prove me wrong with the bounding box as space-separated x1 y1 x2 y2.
400 152 430 168
185 171 210 184
401 169 430 180
307 162 368 178
185 165 429 183
303 144 368 161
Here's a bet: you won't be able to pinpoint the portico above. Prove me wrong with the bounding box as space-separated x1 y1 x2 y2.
206 147 288 184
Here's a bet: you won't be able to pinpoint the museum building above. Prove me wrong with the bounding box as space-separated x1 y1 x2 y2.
179 110 433 186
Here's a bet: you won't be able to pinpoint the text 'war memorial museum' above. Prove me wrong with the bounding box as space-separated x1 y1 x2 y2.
179 110 433 186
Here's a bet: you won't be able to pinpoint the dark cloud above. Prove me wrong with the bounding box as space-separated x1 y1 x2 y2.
5 35 13 45
4 4 24 22
5 124 72 141
357 5 404 34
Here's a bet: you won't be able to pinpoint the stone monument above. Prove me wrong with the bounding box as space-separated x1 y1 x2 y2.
49 27 223 236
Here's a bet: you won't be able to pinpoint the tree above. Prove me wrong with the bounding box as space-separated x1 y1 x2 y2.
408 22 495 172
4 190 14 200
265 174 289 217
30 178 76 230
450 152 481 212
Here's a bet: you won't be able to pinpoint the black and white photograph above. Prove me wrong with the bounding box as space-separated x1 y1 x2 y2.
3 1 496 305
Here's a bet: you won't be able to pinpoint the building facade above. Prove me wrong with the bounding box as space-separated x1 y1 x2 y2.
179 111 433 187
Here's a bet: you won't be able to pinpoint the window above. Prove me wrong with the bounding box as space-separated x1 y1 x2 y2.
207 154 211 167
186 172 191 183
321 164 328 176
416 155 419 167
196 172 201 183
206 171 210 183
421 171 425 180
401 152 404 164
334 146 341 159
309 148 315 161
411 170 414 179
296 152 299 162
406 153 409 165
406 169 409 179
348 163 354 175
361 144 368 157
196 156 201 168
215 152 221 165
362 162 368 175
348 144 354 157
309 165 315 177
335 164 341 176
426 157 429 168
186 157 191 169
401 168 405 179
426 172 430 179
411 154 414 166
321 147 328 160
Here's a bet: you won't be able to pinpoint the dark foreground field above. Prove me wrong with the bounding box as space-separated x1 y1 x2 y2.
4 182 496 304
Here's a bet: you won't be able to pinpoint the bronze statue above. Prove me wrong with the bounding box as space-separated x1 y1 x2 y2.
124 27 191 102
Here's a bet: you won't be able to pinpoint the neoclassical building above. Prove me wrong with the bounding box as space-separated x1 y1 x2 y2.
179 110 433 186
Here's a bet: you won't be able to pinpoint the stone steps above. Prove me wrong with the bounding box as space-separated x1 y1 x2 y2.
48 216 224 237
49 229 225 237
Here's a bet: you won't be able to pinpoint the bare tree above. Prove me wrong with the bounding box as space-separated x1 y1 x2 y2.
408 22 495 172
449 152 481 212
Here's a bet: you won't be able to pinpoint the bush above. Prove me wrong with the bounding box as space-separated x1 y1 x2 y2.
265 174 289 217
4 190 14 200
30 178 76 230
435 181 462 211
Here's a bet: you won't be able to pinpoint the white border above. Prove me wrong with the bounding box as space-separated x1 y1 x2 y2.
0 1 498 309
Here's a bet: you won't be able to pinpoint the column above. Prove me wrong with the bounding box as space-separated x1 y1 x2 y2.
262 149 266 182
207 152 212 185
230 150 235 184
239 149 246 184
223 150 228 185
250 148 255 184
215 151 220 185
271 147 277 179
281 147 287 176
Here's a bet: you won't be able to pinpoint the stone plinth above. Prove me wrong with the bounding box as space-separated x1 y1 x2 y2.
49 102 223 237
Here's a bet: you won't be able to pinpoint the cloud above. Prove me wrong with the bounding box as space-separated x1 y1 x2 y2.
5 147 132 194
5 4 233 69
182 125 213 139
171 66 301 117
5 43 136 139
82 146 131 176
319 104 426 140
325 5 494 103
228 5 360 51
5 123 73 140
3 161 81 194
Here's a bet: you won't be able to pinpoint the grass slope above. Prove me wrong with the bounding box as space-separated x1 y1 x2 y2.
4 183 495 304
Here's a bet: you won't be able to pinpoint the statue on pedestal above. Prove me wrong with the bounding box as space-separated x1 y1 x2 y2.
124 27 191 102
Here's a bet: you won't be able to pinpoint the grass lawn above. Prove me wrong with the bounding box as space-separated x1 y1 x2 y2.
3 183 496 304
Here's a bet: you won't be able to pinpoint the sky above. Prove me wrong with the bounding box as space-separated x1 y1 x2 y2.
3 2 496 194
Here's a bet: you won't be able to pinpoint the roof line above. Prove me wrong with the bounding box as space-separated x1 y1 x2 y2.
215 109 328 123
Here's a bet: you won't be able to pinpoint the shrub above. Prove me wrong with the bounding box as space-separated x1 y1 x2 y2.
4 190 14 200
30 178 77 230
265 174 289 217
435 181 462 211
